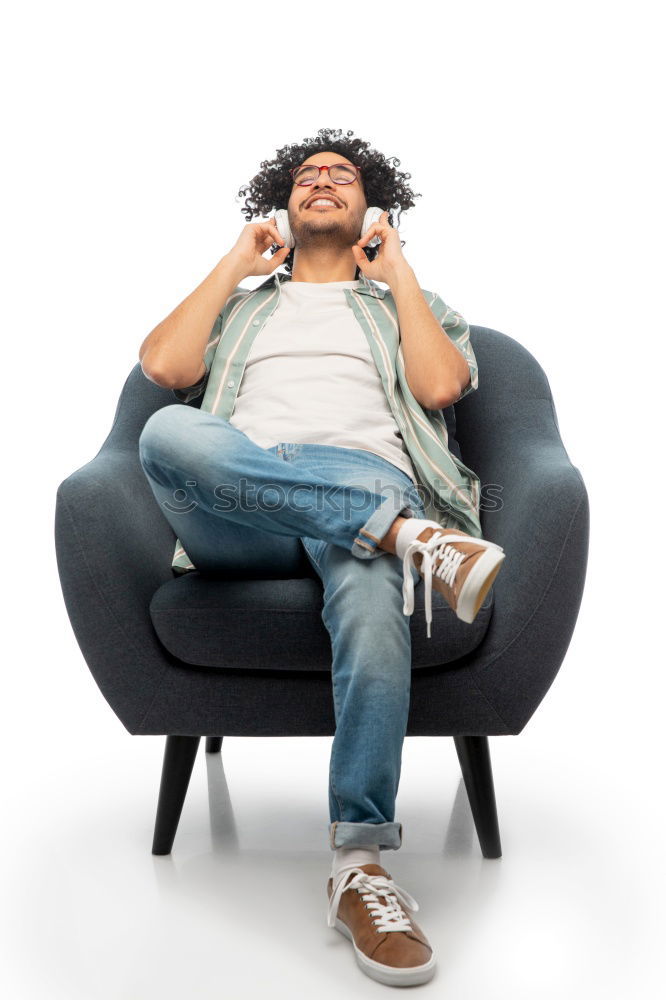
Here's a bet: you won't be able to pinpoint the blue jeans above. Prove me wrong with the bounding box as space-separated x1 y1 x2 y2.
138 404 429 852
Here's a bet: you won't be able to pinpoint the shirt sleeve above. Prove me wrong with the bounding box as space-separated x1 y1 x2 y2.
429 292 479 403
171 311 224 403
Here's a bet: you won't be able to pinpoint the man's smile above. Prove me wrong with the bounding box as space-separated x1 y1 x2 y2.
307 200 342 210
304 192 344 209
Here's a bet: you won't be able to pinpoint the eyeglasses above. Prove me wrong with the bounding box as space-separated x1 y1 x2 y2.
290 163 361 186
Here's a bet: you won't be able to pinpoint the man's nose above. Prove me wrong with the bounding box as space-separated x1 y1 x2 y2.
311 179 341 199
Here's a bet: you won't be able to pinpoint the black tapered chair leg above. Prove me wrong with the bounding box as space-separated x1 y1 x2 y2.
205 736 224 754
453 735 502 858
152 735 201 855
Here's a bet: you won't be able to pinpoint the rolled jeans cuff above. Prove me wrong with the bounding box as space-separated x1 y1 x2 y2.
351 489 418 561
329 821 403 851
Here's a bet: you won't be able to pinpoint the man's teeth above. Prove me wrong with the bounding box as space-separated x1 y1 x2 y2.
310 199 338 206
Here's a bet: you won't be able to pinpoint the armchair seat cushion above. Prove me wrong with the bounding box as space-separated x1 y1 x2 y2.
149 570 495 672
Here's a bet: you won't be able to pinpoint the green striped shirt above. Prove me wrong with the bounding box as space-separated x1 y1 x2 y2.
168 269 482 575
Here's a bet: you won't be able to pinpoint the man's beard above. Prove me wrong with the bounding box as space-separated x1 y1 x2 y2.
291 211 361 251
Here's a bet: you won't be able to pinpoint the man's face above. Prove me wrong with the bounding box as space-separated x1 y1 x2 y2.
286 150 368 251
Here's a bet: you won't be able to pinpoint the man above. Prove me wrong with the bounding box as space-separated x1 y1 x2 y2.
138 130 506 987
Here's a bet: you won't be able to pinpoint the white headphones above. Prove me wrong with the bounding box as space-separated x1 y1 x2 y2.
273 205 386 250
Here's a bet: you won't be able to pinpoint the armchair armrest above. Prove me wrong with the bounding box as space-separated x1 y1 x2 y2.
455 396 590 732
55 445 179 734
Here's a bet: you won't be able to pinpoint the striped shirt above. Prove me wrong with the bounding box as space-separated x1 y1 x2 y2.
167 269 482 575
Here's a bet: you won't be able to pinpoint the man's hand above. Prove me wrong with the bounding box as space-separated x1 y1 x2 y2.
351 210 410 284
226 218 291 279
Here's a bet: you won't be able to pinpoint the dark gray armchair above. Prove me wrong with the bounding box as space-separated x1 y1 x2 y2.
54 326 589 858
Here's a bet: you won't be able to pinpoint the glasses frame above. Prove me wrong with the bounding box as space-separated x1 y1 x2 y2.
290 163 361 186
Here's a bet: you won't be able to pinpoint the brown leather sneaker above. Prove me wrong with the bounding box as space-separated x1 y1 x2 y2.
401 526 506 634
326 863 436 986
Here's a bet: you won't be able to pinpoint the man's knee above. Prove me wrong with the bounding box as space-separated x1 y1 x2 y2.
139 404 197 465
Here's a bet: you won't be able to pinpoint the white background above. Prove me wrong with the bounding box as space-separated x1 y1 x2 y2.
2 1 664 997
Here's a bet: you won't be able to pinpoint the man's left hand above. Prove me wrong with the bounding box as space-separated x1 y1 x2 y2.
351 210 410 284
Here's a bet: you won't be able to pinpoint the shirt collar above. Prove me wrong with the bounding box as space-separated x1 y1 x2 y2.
257 269 386 299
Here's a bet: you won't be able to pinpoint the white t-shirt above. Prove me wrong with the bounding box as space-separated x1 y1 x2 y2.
228 278 418 484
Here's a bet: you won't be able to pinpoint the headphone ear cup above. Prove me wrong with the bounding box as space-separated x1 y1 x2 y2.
273 209 294 249
361 206 385 248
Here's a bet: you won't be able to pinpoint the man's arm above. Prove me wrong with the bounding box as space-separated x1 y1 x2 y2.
140 254 245 389
169 336 217 404
387 264 474 409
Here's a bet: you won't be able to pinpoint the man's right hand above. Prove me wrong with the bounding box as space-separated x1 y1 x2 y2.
226 217 291 279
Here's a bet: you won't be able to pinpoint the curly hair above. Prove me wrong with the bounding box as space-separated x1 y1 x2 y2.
236 127 422 277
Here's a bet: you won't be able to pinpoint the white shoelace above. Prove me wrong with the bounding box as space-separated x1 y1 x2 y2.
402 531 504 638
328 865 420 932
401 531 469 638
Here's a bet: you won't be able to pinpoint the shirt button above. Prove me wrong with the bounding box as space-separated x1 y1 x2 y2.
227 379 235 388
252 319 260 326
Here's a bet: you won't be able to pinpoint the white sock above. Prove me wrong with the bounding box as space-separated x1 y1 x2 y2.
394 518 444 561
331 845 381 879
